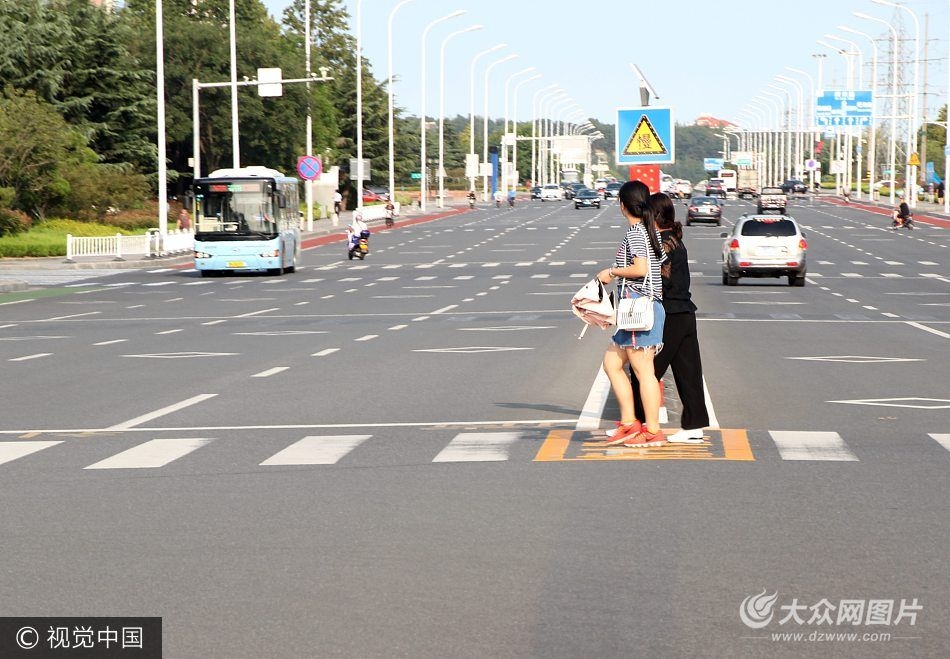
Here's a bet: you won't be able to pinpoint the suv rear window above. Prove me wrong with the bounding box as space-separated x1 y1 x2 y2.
741 219 797 237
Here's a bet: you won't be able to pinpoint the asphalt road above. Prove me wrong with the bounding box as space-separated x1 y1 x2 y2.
0 196 947 658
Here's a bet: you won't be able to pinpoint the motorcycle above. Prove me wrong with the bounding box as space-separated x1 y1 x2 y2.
891 211 914 230
348 229 371 260
468 195 476 209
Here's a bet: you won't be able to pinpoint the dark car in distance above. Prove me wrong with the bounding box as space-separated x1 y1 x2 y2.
780 179 808 194
530 186 542 199
686 196 723 226
574 188 602 209
705 179 725 198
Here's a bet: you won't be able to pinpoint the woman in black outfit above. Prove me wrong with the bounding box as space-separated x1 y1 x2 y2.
631 192 709 443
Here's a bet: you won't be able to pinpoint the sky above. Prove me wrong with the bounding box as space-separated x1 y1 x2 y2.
261 0 950 128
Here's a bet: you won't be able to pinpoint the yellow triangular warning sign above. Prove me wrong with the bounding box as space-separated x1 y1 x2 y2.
622 115 667 156
908 152 920 167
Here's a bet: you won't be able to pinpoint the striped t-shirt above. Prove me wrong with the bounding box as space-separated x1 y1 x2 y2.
614 222 666 301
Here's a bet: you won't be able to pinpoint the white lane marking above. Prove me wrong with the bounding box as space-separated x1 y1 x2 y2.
260 435 371 466
930 434 950 452
0 300 31 307
106 394 218 431
905 321 950 339
701 375 720 430
0 324 18 328
388 324 407 330
0 441 62 466
156 329 183 335
576 366 611 431
235 307 279 318
252 367 289 378
432 432 521 462
85 438 212 469
202 319 227 326
312 348 339 357
372 295 434 299
354 334 378 341
769 431 858 461
431 305 458 314
9 353 51 362
40 312 101 321
93 339 128 346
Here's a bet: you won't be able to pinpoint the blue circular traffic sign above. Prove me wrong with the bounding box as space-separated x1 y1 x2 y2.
296 155 322 180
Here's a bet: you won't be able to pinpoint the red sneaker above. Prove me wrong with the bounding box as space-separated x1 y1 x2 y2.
622 428 667 448
605 421 642 446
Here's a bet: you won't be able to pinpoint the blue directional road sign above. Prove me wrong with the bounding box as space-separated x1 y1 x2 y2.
616 107 675 165
815 90 873 127
704 158 724 172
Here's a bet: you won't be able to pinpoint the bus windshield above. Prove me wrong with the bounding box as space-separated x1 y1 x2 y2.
195 181 277 236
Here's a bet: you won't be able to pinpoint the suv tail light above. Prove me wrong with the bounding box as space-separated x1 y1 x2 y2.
729 239 740 250
799 238 808 250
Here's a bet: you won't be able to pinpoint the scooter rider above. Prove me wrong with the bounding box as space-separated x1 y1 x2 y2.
347 212 369 251
494 189 503 208
892 196 914 229
467 190 476 208
507 188 516 207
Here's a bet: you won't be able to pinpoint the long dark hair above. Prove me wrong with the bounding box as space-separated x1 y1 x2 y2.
647 192 682 240
619 180 662 258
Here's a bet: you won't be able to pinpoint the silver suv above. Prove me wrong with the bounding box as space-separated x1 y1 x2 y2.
721 214 808 287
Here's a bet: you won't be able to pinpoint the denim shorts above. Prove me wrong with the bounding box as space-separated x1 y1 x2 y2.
611 299 666 350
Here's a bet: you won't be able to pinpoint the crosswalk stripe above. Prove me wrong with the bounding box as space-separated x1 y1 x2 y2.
84 438 211 469
260 435 371 466
432 432 521 462
929 434 950 452
0 441 62 466
769 431 858 461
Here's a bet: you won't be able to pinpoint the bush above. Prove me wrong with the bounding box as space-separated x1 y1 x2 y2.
0 207 32 237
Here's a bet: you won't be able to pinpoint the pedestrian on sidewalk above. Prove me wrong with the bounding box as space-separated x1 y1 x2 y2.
629 192 709 444
177 207 191 231
596 180 668 448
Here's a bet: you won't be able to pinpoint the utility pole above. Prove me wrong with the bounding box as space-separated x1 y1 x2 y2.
919 13 928 192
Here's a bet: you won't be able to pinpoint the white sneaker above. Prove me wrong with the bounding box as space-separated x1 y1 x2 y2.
668 428 705 444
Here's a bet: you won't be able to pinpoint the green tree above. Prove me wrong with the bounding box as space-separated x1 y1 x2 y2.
0 91 85 218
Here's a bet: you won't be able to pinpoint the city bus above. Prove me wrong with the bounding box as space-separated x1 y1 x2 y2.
191 166 300 277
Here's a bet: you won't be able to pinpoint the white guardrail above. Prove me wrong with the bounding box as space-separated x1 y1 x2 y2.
65 230 194 262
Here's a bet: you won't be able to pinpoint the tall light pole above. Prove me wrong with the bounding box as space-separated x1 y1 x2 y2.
387 0 415 206
873 0 920 205
547 97 574 184
785 66 818 189
156 0 168 236
438 24 482 208
776 76 804 185
482 53 519 200
355 0 364 207
511 74 542 190
228 0 239 169
761 90 789 182
825 34 864 87
531 84 559 188
839 25 879 200
946 0 949 214
468 43 506 192
420 9 465 213
751 98 778 184
501 67 536 197
817 40 856 195
856 11 900 205
536 89 565 186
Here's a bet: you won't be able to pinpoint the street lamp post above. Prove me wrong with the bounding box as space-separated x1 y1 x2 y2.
511 74 542 190
761 90 789 183
420 10 464 213
531 85 559 188
501 67 536 197
873 0 920 206
786 66 819 191
387 0 416 207
547 97 574 184
775 76 805 185
855 11 900 205
751 98 778 183
468 43 506 192
156 0 168 236
839 25 879 200
482 53 519 200
438 25 482 208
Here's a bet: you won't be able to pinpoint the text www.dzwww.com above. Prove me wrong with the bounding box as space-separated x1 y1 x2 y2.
771 631 892 643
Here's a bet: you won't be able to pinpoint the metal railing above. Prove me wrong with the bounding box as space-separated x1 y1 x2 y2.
65 230 194 262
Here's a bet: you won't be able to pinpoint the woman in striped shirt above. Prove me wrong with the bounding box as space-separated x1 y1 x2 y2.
597 180 668 447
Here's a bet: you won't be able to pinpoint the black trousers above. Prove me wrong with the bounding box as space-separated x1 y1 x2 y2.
632 311 709 430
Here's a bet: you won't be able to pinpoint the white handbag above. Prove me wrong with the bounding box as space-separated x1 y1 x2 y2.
615 238 656 331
